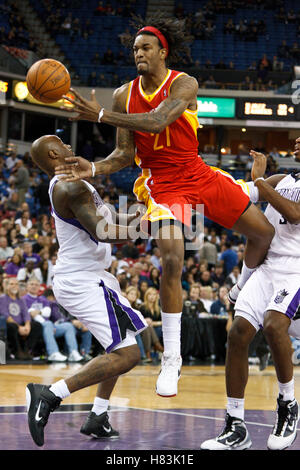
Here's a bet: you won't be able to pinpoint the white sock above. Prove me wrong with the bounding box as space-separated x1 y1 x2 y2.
227 397 245 421
161 312 182 355
278 377 295 402
92 397 109 415
49 379 70 400
237 262 256 289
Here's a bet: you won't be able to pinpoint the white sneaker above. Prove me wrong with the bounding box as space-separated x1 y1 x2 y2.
48 351 67 362
68 350 83 362
267 395 299 450
156 352 182 397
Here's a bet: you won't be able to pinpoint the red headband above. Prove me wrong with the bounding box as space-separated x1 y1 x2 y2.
136 26 169 57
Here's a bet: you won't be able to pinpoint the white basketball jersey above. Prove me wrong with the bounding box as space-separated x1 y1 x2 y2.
49 176 112 275
264 173 300 269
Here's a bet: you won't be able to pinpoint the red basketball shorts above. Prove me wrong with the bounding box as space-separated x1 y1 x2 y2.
133 159 250 230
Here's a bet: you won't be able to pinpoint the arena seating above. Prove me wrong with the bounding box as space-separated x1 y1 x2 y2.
27 0 300 85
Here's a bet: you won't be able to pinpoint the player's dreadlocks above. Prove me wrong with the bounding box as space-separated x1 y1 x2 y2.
123 13 193 65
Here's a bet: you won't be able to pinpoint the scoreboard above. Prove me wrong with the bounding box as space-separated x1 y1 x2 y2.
236 98 299 121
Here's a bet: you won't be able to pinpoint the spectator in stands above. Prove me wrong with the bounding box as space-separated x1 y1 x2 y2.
278 39 290 59
5 251 23 276
210 286 230 315
287 9 297 24
61 14 72 34
121 240 140 259
102 48 115 65
17 259 42 284
88 71 98 87
257 54 271 71
139 287 163 342
132 286 163 363
290 42 300 61
39 259 51 286
13 160 29 205
149 266 160 290
199 270 213 287
150 247 161 270
204 75 217 88
5 192 19 212
224 18 235 34
248 61 257 71
24 279 83 362
22 241 40 266
235 19 247 39
220 241 238 276
34 176 50 215
45 289 91 361
241 75 254 91
94 1 107 16
185 283 207 314
0 236 14 261
199 236 218 270
272 55 283 72
5 151 19 170
225 265 241 288
118 27 131 46
199 286 214 312
0 277 42 359
215 59 227 70
204 20 216 39
269 147 281 159
211 262 226 287
139 280 150 302
15 211 32 237
92 52 101 65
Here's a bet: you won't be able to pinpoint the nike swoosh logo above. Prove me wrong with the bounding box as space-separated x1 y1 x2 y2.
224 438 240 446
35 401 43 422
103 425 111 433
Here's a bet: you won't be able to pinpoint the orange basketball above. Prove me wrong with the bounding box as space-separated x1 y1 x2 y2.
26 58 71 104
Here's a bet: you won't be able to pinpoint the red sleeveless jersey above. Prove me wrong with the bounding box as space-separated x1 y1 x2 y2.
126 69 199 173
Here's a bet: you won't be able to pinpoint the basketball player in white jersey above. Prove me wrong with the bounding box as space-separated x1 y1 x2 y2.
201 145 300 451
25 135 148 447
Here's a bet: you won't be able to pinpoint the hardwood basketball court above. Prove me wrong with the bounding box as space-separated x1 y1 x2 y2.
1 362 300 450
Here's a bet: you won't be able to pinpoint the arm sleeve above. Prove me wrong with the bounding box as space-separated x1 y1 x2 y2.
245 181 259 203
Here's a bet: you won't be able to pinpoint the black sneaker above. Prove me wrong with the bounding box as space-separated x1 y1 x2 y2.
80 411 119 439
267 394 299 450
200 413 252 450
26 383 61 446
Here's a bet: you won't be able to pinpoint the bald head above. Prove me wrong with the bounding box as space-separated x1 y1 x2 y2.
31 135 74 176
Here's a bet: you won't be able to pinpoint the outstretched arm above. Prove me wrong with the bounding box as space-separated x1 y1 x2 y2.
55 85 135 181
62 75 198 134
251 150 300 224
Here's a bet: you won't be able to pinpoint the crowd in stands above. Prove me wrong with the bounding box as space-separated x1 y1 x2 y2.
0 0 297 91
0 138 287 364
0 2 40 53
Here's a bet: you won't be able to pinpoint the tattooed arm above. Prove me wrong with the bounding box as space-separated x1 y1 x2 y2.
62 75 199 134
102 74 199 133
53 180 138 243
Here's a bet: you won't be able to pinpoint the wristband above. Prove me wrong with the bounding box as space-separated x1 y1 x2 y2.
98 108 104 123
254 177 265 185
91 162 96 177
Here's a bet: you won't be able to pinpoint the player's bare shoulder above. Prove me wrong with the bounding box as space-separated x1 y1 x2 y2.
112 82 132 113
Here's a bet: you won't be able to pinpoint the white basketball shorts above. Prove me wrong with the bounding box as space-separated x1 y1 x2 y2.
53 270 148 353
234 261 300 338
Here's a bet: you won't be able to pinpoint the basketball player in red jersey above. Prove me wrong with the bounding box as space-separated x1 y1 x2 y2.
57 15 274 397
